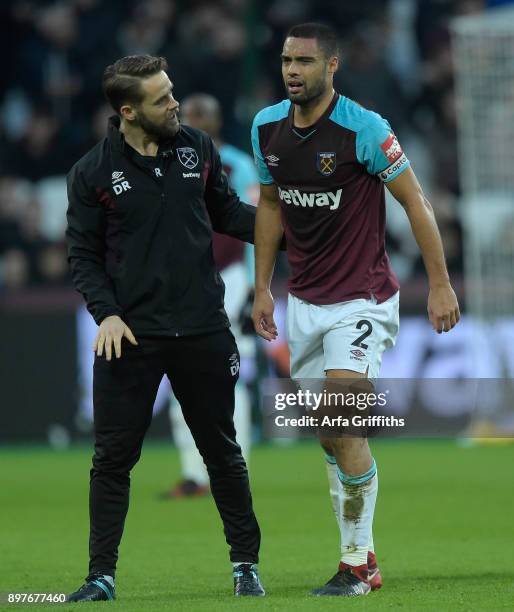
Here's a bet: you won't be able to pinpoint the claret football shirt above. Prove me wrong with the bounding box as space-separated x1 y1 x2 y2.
251 93 408 305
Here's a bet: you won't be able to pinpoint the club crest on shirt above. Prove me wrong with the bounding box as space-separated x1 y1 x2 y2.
176 147 199 169
316 152 336 176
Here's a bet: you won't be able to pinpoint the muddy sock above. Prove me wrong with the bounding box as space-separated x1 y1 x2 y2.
337 459 378 567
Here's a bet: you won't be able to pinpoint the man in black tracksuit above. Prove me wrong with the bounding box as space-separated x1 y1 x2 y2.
65 55 264 601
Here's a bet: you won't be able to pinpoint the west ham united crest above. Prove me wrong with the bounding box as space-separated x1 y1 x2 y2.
316 152 336 176
176 147 199 169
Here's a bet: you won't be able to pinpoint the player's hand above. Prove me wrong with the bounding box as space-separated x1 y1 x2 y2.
94 315 138 361
427 284 460 333
252 289 278 341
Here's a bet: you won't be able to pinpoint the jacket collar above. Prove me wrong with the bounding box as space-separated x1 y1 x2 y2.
107 115 125 152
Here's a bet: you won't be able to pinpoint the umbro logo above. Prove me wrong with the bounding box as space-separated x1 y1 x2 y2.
112 170 131 194
229 353 240 377
266 154 279 166
350 349 366 359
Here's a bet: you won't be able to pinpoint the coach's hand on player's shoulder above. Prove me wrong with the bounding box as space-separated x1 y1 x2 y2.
427 283 460 334
252 289 278 342
94 315 138 361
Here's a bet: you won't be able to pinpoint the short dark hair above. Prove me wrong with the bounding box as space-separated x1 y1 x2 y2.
286 22 339 59
102 55 168 114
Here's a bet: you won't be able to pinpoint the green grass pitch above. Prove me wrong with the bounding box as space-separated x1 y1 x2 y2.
1 440 513 611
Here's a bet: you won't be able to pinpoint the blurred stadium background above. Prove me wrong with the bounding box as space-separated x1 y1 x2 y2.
1 1 514 609
1 0 514 443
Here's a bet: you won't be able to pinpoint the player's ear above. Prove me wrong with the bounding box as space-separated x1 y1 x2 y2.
328 56 339 75
120 103 136 122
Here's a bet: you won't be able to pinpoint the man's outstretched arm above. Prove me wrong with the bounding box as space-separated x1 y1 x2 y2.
252 183 283 341
386 166 460 333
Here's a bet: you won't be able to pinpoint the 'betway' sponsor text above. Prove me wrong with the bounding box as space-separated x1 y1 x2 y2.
278 187 342 211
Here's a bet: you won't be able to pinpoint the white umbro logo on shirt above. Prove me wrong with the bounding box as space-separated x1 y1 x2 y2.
111 170 131 194
266 154 279 166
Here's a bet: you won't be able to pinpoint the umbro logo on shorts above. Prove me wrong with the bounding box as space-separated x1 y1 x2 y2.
265 154 279 166
350 349 366 359
278 187 342 211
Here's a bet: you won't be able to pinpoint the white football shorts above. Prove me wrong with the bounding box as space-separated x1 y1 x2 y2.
287 291 400 381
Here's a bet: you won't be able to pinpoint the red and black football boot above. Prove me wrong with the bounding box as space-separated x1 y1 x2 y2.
367 550 383 591
311 563 371 597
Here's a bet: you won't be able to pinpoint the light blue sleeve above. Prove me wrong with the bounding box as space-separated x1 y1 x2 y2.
219 144 258 284
227 151 259 285
232 155 260 203
234 157 258 285
251 116 274 185
356 114 410 183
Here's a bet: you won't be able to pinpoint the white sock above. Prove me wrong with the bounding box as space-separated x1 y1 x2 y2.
325 454 376 561
337 459 378 567
325 454 342 524
181 447 209 486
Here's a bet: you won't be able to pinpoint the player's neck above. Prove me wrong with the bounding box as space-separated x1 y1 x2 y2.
120 120 159 157
293 88 335 128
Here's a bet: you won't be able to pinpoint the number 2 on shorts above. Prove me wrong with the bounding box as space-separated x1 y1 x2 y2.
351 319 373 350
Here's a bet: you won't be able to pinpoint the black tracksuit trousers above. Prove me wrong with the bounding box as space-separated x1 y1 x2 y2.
87 329 260 578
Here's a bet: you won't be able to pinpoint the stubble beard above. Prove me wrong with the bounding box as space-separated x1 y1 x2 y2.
286 76 328 108
136 111 179 141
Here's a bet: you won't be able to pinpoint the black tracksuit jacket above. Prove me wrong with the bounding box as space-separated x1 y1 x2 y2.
66 116 256 337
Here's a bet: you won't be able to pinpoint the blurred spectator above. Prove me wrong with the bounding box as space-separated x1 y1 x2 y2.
37 241 69 286
16 3 84 122
3 109 75 181
0 176 69 289
335 21 409 135
1 249 30 291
